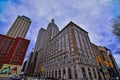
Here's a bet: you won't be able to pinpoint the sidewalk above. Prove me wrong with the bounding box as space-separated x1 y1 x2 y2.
26 77 45 80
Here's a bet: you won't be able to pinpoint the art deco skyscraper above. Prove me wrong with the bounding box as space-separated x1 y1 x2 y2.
7 15 31 38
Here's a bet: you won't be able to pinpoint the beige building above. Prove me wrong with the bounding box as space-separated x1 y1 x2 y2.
91 44 108 80
34 19 99 80
7 15 31 38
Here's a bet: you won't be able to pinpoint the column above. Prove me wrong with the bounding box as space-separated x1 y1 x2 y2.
90 68 94 80
46 71 47 77
95 68 99 80
85 67 89 79
61 68 63 79
77 65 83 79
53 70 55 78
65 67 68 79
50 70 52 77
71 66 75 79
47 71 49 77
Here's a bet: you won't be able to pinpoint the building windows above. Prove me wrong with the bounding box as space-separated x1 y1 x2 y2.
68 68 72 79
74 66 78 79
81 67 86 79
52 71 54 77
39 22 101 80
55 70 57 78
63 68 66 79
93 68 97 78
59 69 61 79
88 68 92 80
75 30 81 50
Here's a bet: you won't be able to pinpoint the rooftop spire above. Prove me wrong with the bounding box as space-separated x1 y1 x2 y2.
51 18 55 23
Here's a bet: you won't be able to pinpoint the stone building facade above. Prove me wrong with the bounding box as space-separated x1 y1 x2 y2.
34 19 99 80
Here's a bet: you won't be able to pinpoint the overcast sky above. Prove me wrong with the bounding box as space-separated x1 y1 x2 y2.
0 0 120 67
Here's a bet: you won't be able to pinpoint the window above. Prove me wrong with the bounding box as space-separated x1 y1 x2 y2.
74 66 78 79
49 71 50 77
81 67 86 79
59 69 61 78
52 71 54 77
68 68 72 79
55 70 57 78
63 68 66 79
93 69 97 78
88 68 92 80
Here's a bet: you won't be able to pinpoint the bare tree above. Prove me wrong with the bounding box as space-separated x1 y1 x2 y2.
112 16 120 39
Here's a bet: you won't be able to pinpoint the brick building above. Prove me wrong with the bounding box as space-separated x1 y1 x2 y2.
0 34 30 69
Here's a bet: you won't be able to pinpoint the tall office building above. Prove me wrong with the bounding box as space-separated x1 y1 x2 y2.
34 28 47 76
7 15 31 38
32 19 59 76
34 20 99 80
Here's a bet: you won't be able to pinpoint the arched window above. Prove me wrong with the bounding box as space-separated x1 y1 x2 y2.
81 67 86 79
93 69 97 78
52 71 54 78
47 72 48 77
55 70 57 78
74 66 77 79
63 68 66 75
68 68 72 79
63 68 66 79
59 69 61 78
88 68 92 80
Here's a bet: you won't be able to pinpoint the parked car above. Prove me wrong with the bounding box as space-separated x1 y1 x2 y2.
11 75 22 80
32 77 38 80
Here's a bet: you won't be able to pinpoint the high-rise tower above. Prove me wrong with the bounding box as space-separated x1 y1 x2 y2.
7 15 31 38
47 18 59 40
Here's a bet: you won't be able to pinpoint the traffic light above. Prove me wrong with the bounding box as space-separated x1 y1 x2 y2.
96 56 102 64
104 61 109 67
109 62 114 68
40 66 44 72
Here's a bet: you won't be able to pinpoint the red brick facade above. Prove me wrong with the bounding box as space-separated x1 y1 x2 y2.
0 34 30 69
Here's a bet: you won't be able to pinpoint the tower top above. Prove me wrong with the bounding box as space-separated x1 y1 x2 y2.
51 18 55 23
22 15 31 20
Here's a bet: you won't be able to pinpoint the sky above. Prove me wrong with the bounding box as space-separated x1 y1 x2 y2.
0 0 120 67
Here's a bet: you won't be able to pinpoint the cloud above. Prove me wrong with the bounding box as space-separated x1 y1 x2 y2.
0 0 120 66
0 15 7 22
113 54 120 67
